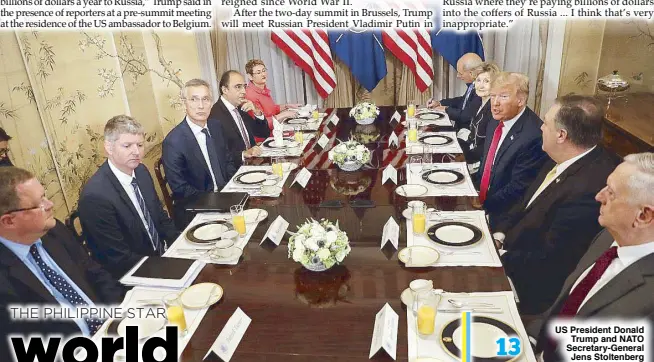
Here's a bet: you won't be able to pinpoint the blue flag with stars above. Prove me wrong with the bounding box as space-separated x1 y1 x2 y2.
431 6 485 68
328 30 387 92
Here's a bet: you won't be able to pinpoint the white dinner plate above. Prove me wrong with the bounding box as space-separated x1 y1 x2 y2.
236 171 268 184
450 319 520 359
398 245 440 267
117 318 166 339
400 287 415 306
244 209 268 224
435 224 476 244
180 282 223 309
193 224 229 241
395 184 428 197
425 171 459 183
418 113 442 120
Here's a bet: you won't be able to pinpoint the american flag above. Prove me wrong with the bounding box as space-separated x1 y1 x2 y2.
271 29 337 98
380 1 434 92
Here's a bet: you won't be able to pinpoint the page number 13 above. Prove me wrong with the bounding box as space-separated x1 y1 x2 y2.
496 337 521 356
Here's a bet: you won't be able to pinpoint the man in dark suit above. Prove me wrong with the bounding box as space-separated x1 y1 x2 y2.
0 127 13 167
528 153 654 361
493 95 618 313
476 72 547 227
209 70 271 167
79 115 180 278
162 78 237 226
428 52 483 128
0 167 124 358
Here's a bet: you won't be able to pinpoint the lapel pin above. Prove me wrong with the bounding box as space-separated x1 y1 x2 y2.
556 178 561 183
510 135 514 141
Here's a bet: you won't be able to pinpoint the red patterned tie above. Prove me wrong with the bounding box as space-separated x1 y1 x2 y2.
543 246 619 361
479 122 504 203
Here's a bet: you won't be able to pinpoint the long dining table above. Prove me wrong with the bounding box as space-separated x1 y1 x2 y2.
178 106 516 361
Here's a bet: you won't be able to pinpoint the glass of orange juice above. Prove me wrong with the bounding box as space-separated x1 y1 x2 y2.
408 119 418 142
163 293 187 336
272 157 284 178
230 204 246 237
407 101 416 118
416 289 438 335
312 109 320 121
294 126 304 144
411 200 427 235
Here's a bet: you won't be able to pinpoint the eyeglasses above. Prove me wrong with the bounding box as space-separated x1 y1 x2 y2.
184 96 212 106
5 203 47 214
252 68 267 75
0 148 9 157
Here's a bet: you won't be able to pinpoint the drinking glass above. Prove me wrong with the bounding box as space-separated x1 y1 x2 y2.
294 126 304 144
162 293 188 336
408 119 418 142
272 157 284 179
407 100 416 118
312 109 320 121
408 156 423 184
230 204 246 237
416 289 439 335
411 200 427 235
423 145 433 169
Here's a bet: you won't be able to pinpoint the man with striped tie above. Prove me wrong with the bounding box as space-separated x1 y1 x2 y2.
79 115 180 278
0 167 124 357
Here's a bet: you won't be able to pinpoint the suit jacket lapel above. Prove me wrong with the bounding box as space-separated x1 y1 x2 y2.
216 98 242 144
41 233 97 300
102 162 142 226
578 263 649 316
180 120 211 175
0 243 55 302
493 115 525 166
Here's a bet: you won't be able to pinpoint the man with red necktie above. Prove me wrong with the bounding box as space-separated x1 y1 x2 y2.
476 72 547 228
528 152 654 361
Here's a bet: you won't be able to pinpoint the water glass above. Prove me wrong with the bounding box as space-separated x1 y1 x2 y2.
416 289 439 335
408 156 423 183
162 293 188 336
230 204 246 237
423 145 433 168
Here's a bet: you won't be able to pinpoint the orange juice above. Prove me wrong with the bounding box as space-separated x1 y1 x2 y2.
233 215 246 235
413 214 426 234
407 104 416 118
166 305 187 331
408 128 418 142
312 109 320 120
294 131 304 144
417 305 435 334
272 163 283 178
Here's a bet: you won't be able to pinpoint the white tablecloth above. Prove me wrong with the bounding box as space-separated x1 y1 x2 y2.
406 162 478 196
407 291 537 361
405 210 502 267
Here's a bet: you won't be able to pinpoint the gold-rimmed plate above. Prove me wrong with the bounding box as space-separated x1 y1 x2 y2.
180 282 223 309
440 315 522 361
185 220 234 246
398 245 440 267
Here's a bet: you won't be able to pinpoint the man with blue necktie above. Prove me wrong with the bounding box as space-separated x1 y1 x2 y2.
79 115 180 278
0 167 124 357
428 52 483 129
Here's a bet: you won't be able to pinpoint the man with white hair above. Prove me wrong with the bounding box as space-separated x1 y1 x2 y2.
428 52 483 127
80 115 180 278
529 152 654 361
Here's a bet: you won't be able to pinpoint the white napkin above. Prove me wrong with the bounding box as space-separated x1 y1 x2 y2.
405 210 502 267
407 291 537 362
406 162 477 196
273 128 284 147
405 131 463 155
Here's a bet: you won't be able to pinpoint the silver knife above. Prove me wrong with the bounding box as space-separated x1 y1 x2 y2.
437 308 503 313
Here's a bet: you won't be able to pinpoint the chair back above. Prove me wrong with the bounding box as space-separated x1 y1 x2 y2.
154 157 174 217
65 209 91 256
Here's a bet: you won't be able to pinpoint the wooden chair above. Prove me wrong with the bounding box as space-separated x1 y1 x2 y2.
65 209 91 256
154 157 175 219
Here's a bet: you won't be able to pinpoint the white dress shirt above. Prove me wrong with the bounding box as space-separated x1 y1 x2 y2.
571 240 654 312
107 160 153 244
185 117 218 191
526 146 596 207
492 107 525 165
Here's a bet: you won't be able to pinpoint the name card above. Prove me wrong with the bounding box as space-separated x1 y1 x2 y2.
329 115 339 126
316 134 330 150
369 303 398 360
382 164 397 185
457 128 471 141
204 307 251 362
388 131 399 148
291 168 312 188
390 111 401 124
261 215 289 246
381 216 399 249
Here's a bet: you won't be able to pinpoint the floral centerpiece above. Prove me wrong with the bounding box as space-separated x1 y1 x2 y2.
289 219 351 272
328 140 371 171
349 102 380 125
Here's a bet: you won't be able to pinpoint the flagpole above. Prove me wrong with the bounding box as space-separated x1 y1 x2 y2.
302 71 308 105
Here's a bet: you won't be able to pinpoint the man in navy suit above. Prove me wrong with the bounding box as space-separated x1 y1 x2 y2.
477 72 547 228
79 115 180 278
428 52 483 129
162 78 237 226
209 70 271 167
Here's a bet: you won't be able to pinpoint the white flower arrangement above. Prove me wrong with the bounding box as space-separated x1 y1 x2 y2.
349 102 380 121
288 219 351 269
328 140 372 166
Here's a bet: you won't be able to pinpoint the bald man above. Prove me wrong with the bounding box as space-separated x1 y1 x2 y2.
428 52 484 129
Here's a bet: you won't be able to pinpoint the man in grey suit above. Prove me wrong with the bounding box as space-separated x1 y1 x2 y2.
529 152 654 361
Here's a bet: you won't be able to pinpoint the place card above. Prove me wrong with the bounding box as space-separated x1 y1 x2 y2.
315 134 330 150
457 128 471 141
381 216 399 249
390 111 401 124
204 307 251 362
261 215 289 246
291 167 312 188
369 303 398 360
329 115 339 126
382 164 397 185
388 131 399 148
